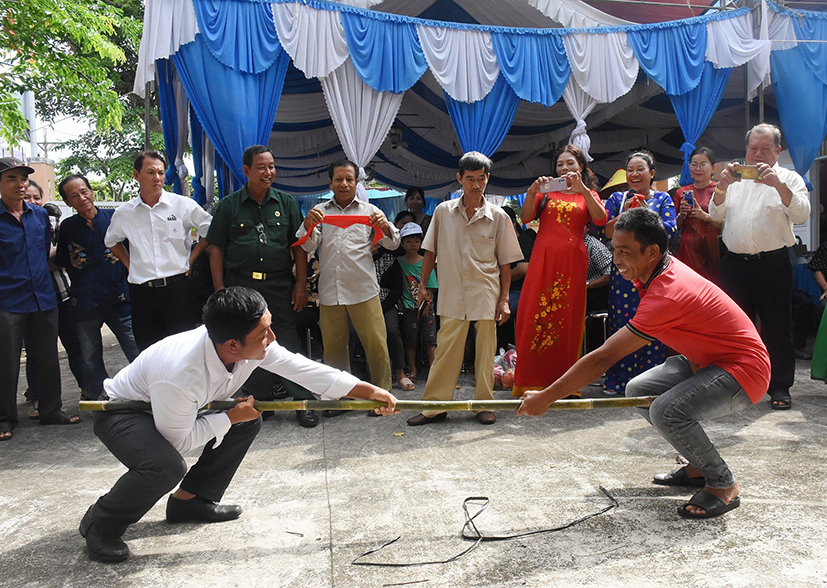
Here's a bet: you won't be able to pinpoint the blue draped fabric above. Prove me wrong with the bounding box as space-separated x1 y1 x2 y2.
191 0 282 73
491 32 569 106
215 153 236 200
189 107 207 206
340 12 427 93
790 16 827 86
155 59 182 194
627 22 707 96
172 34 290 198
272 0 748 35
771 48 827 189
444 74 520 156
669 62 731 185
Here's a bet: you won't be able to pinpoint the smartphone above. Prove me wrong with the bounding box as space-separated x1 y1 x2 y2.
541 177 568 192
417 297 426 318
733 164 761 180
683 191 694 207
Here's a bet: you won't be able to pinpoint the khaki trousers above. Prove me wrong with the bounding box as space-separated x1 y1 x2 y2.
319 296 392 391
421 317 495 417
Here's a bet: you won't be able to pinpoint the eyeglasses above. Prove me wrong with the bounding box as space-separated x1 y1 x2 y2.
689 162 710 169
254 223 267 244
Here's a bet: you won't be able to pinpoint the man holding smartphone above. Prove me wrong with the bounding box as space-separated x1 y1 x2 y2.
709 123 810 410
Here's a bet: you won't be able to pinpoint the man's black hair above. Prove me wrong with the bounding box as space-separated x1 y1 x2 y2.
203 287 268 345
614 208 668 255
243 145 274 168
458 151 492 176
58 174 92 200
134 150 167 172
328 159 358 180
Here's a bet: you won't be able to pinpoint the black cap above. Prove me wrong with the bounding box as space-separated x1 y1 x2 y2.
0 157 35 176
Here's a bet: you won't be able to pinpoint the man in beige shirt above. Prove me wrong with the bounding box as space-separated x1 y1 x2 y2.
407 152 523 426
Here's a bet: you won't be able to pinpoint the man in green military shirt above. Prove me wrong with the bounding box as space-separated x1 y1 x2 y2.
206 145 318 427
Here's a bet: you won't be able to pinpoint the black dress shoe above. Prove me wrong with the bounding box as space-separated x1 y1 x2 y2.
166 495 242 523
794 348 812 360
296 409 319 428
79 506 129 563
322 409 347 418
406 412 447 426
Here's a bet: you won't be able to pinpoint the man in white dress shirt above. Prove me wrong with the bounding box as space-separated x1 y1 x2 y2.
296 160 400 411
709 123 810 410
79 286 398 563
104 151 212 350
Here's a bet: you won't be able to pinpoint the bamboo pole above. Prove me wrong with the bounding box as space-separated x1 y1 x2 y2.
78 396 655 413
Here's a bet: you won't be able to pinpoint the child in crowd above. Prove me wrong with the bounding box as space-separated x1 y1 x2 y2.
397 223 438 381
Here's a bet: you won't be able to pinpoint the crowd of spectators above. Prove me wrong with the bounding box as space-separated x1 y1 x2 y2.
0 122 814 441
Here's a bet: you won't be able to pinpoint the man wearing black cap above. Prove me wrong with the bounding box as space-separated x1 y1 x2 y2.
0 157 80 441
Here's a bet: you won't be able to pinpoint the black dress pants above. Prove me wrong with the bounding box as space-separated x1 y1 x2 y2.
89 410 262 537
226 273 314 401
129 278 197 351
719 248 795 395
0 308 63 428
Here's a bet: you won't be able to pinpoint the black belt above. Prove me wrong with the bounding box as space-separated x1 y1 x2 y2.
138 273 188 288
732 247 787 261
230 269 291 281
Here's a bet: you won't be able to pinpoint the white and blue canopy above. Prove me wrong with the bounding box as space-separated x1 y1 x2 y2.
136 0 827 202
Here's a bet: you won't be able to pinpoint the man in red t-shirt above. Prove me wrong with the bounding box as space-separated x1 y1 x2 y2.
518 208 770 520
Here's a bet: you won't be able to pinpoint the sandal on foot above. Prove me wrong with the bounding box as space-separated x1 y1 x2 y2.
653 467 705 487
0 422 12 441
40 411 81 425
28 407 39 420
397 377 415 391
677 490 740 519
769 391 792 411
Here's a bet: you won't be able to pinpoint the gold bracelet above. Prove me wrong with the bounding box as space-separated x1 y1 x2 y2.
713 187 727 196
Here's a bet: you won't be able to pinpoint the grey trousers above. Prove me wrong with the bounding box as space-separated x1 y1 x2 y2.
625 355 754 489
89 410 261 537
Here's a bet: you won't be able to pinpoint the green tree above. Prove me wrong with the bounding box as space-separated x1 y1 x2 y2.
56 103 164 201
0 0 141 146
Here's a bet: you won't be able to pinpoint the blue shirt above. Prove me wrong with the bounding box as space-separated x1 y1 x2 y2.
55 208 130 314
0 199 57 313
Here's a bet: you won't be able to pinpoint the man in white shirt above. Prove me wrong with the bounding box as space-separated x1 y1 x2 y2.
104 151 212 350
296 160 400 411
709 123 810 410
79 286 398 563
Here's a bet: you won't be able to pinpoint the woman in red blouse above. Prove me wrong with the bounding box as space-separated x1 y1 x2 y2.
673 147 722 282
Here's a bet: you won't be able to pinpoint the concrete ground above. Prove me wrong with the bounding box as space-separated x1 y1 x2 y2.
2 330 827 588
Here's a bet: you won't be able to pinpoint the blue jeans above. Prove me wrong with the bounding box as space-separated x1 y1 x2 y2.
625 355 754 489
76 305 140 400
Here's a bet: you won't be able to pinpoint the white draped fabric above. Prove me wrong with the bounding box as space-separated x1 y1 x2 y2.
133 0 199 96
766 7 798 51
528 0 633 28
202 134 216 211
562 79 599 162
416 25 500 103
705 12 771 94
563 31 639 103
173 73 190 184
271 2 349 79
332 0 385 7
320 59 405 201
